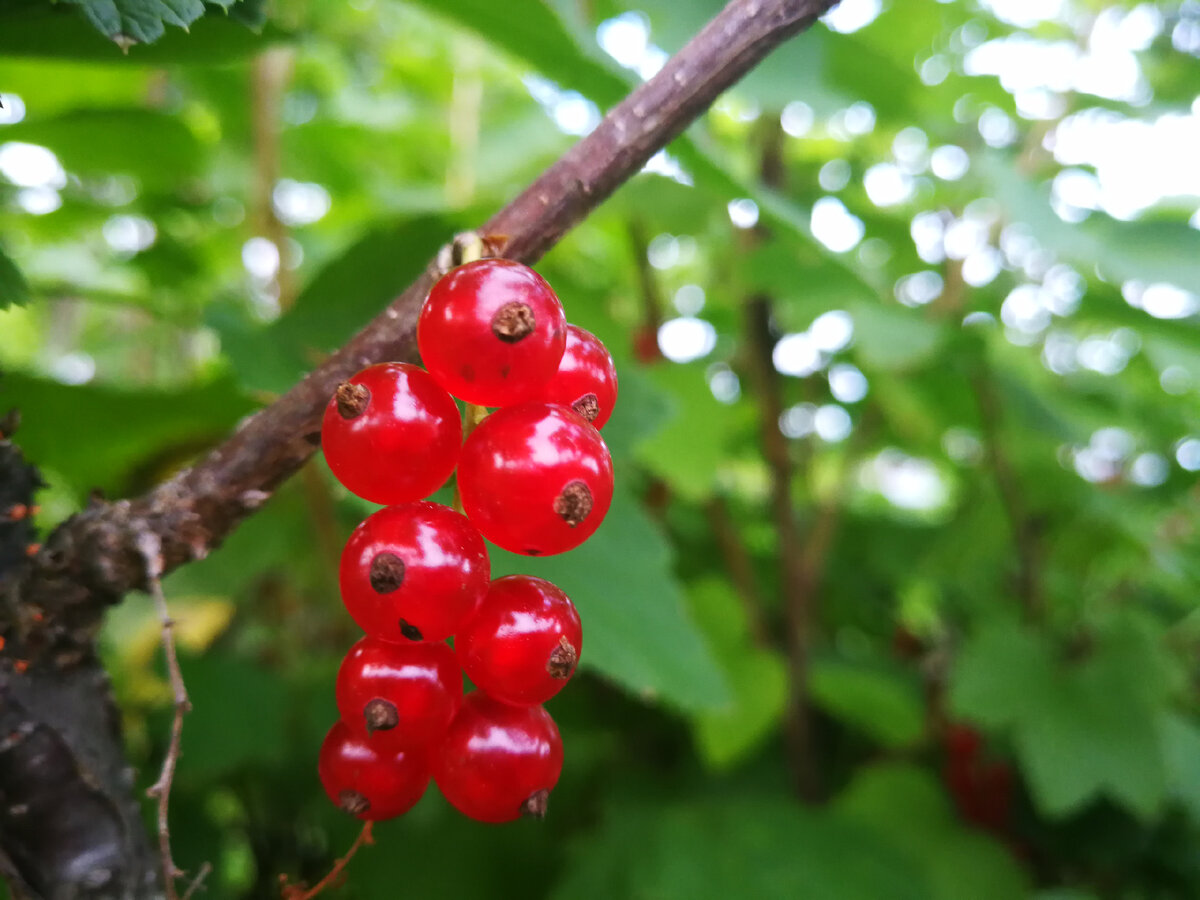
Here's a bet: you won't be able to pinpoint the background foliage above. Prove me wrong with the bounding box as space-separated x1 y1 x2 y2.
2 0 1200 896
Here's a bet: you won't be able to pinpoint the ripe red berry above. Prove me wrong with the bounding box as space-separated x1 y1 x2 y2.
457 403 613 556
457 576 582 707
531 325 618 429
336 637 462 749
321 363 461 505
432 693 563 823
418 259 567 407
318 720 429 821
340 502 490 642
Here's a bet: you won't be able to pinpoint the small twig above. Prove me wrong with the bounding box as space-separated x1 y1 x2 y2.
181 862 212 900
280 822 375 900
136 531 194 900
704 496 770 646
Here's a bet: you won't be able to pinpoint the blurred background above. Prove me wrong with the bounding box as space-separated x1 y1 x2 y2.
2 0 1200 896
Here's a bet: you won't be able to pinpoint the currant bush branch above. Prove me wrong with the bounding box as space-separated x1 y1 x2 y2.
11 0 840 623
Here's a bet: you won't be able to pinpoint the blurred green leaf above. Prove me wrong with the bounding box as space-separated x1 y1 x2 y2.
687 576 788 767
835 763 1029 900
0 371 253 498
850 301 948 372
693 648 788 767
553 793 930 900
173 653 289 780
810 659 925 748
951 617 1174 819
2 109 202 186
634 362 749 501
490 486 729 712
980 155 1200 289
404 0 628 105
0 246 31 310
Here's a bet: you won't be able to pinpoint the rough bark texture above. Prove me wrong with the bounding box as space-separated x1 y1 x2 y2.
0 0 839 895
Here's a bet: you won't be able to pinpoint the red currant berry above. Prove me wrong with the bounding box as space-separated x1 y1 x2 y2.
432 693 563 823
340 502 490 642
531 325 618 429
457 403 613 556
418 259 566 406
318 720 429 821
321 363 461 505
457 576 581 707
336 637 462 749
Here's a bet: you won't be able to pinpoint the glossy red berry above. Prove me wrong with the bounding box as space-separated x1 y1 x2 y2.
340 502 490 642
318 721 429 821
321 363 461 505
432 693 563 823
531 325 618 429
457 403 613 556
457 576 582 707
336 637 462 749
418 259 567 407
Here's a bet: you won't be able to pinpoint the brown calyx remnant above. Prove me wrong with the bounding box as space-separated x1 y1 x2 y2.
335 382 371 420
369 553 405 593
546 636 578 679
553 480 592 527
491 302 535 343
363 699 399 733
572 393 600 423
520 789 550 820
338 790 370 816
398 619 423 641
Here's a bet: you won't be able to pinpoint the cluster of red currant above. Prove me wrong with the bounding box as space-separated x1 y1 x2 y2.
315 255 617 825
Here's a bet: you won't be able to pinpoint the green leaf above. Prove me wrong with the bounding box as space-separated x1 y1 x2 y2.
489 486 728 712
0 4 283 61
64 0 206 45
402 0 629 106
835 763 1029 900
693 647 788 768
1 109 202 187
553 793 930 900
172 653 289 780
1159 713 1200 821
0 246 31 311
633 362 749 501
0 371 254 498
849 301 948 372
979 154 1200 289
810 659 925 748
950 617 1174 819
685 577 788 766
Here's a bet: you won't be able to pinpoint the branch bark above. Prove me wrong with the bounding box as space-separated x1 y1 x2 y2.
0 0 838 894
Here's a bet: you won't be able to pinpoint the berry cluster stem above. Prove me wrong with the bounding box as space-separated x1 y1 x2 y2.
453 403 489 514
279 822 375 900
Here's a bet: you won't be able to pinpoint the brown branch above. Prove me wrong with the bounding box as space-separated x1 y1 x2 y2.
136 533 194 900
279 822 374 900
704 496 769 647
742 295 822 802
10 0 837 633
